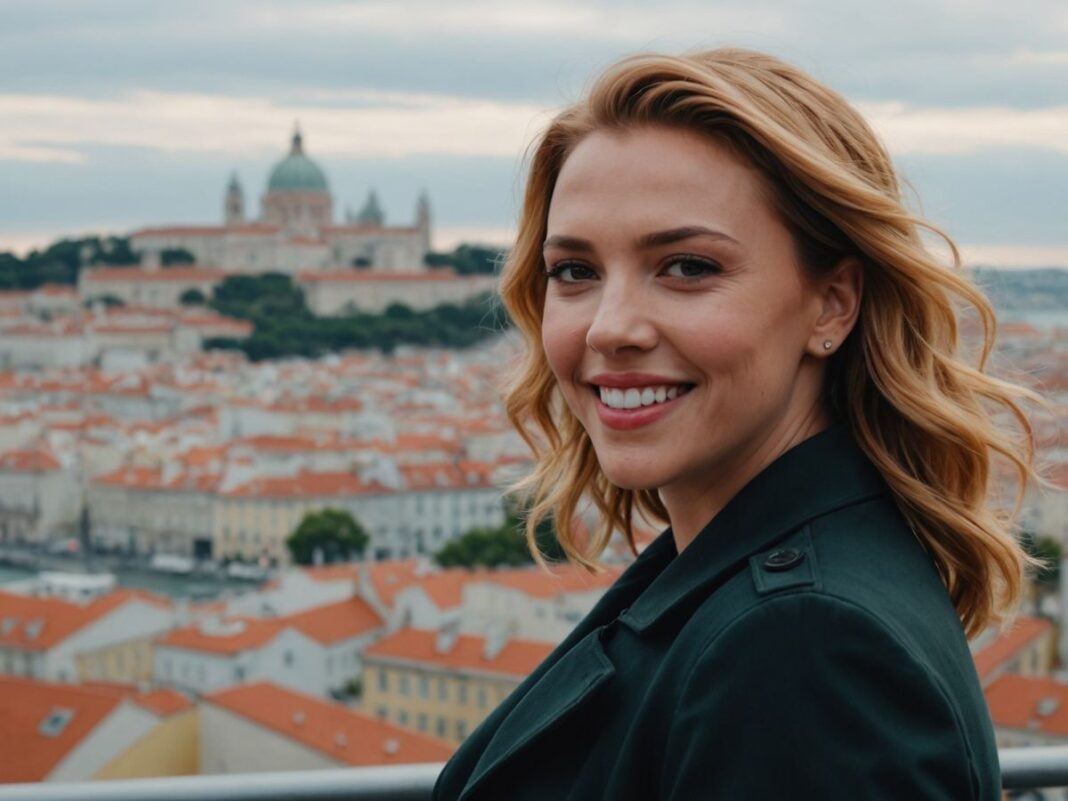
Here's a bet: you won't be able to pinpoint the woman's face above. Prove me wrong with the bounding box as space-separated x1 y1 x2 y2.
541 125 838 499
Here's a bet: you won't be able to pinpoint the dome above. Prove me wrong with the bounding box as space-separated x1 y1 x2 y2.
266 128 329 193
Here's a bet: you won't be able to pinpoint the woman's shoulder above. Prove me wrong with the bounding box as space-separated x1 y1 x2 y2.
663 586 994 800
662 494 1000 798
682 491 961 661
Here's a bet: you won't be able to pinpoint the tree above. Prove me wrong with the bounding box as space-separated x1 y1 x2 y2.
180 288 206 306
285 508 370 566
422 244 507 275
161 247 195 266
384 302 414 319
433 498 565 568
82 294 125 309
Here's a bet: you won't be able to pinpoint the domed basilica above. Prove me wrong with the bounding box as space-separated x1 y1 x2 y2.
130 126 433 275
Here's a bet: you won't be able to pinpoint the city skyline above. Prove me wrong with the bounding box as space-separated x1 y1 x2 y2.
2 1 1067 267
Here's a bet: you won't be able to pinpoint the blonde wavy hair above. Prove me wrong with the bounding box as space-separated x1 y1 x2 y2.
496 47 1053 639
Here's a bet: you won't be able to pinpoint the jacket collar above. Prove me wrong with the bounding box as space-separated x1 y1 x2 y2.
618 420 889 634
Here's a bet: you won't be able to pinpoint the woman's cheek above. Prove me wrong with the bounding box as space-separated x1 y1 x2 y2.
541 310 586 382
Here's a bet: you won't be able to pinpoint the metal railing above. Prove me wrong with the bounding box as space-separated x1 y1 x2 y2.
0 748 1066 800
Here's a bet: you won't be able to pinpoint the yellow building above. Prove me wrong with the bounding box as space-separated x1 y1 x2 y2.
75 635 155 684
0 677 197 782
360 626 554 745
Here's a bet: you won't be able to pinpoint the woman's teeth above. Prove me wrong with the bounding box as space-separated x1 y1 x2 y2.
597 384 692 410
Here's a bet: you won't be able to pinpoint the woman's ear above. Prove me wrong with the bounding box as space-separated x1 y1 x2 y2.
808 255 863 357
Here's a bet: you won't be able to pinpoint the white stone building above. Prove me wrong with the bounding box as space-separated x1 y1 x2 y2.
129 127 432 274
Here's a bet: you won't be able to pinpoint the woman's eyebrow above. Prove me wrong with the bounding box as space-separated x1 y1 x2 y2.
543 225 740 252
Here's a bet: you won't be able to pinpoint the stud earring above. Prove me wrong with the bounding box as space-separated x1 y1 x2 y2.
822 340 833 351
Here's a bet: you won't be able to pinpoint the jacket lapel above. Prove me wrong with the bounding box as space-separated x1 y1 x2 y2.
458 626 616 801
441 529 677 801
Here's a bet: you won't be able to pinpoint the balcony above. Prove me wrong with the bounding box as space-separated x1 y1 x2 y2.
0 747 1067 799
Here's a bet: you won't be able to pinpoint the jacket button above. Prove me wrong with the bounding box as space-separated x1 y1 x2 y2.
762 548 805 572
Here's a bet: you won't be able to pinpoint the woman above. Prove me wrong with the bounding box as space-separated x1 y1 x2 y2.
432 48 1048 800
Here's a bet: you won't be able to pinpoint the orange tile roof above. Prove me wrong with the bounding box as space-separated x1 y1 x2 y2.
34 284 77 296
222 469 387 498
320 224 419 235
0 588 170 651
480 563 623 599
285 597 383 645
367 560 423 607
77 681 193 717
205 681 453 765
83 267 225 283
414 570 475 609
364 627 554 678
985 673 1068 737
0 676 126 782
297 270 466 283
134 688 194 717
130 225 227 237
156 616 284 655
0 447 62 472
973 616 1054 682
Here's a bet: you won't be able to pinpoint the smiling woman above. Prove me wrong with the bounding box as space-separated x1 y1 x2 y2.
431 47 1051 801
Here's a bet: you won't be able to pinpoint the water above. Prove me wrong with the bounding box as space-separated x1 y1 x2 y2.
0 562 261 601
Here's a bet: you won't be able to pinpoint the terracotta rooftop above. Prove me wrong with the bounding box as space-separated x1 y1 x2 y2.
985 673 1068 738
156 616 284 656
205 681 453 766
972 615 1054 683
364 626 554 678
285 596 383 645
0 588 171 651
0 677 126 782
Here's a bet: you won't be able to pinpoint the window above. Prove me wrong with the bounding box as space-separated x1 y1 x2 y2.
398 710 409 725
418 674 429 698
456 719 467 739
458 681 468 704
478 686 487 708
284 650 294 667
376 706 388 719
399 673 410 695
378 669 389 692
437 677 447 701
417 713 428 731
436 716 446 737
39 708 74 737
234 665 245 681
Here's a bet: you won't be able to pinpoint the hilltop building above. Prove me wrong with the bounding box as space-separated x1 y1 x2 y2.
129 126 433 274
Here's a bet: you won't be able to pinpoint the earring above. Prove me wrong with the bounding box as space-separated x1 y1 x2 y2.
822 340 833 351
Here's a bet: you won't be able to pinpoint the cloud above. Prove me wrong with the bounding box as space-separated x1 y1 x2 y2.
247 0 785 42
0 89 556 164
3 88 1068 168
958 244 1068 268
859 101 1068 155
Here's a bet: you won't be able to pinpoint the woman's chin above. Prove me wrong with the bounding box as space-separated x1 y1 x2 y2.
599 464 665 492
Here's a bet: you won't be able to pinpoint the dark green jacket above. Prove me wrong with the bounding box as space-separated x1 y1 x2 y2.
432 422 1000 800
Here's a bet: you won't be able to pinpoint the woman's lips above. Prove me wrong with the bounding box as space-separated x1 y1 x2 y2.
590 383 694 431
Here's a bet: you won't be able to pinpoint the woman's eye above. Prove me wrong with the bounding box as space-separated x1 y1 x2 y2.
545 262 596 283
662 257 721 279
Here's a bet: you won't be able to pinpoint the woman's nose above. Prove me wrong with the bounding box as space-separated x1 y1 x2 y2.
584 281 659 355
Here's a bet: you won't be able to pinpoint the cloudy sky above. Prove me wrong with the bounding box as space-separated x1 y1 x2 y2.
2 0 1066 266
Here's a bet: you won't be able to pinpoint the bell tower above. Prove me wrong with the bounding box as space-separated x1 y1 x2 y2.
224 173 245 226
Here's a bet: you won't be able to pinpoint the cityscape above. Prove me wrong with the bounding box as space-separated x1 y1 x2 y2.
1 2 1066 794
0 125 1064 792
